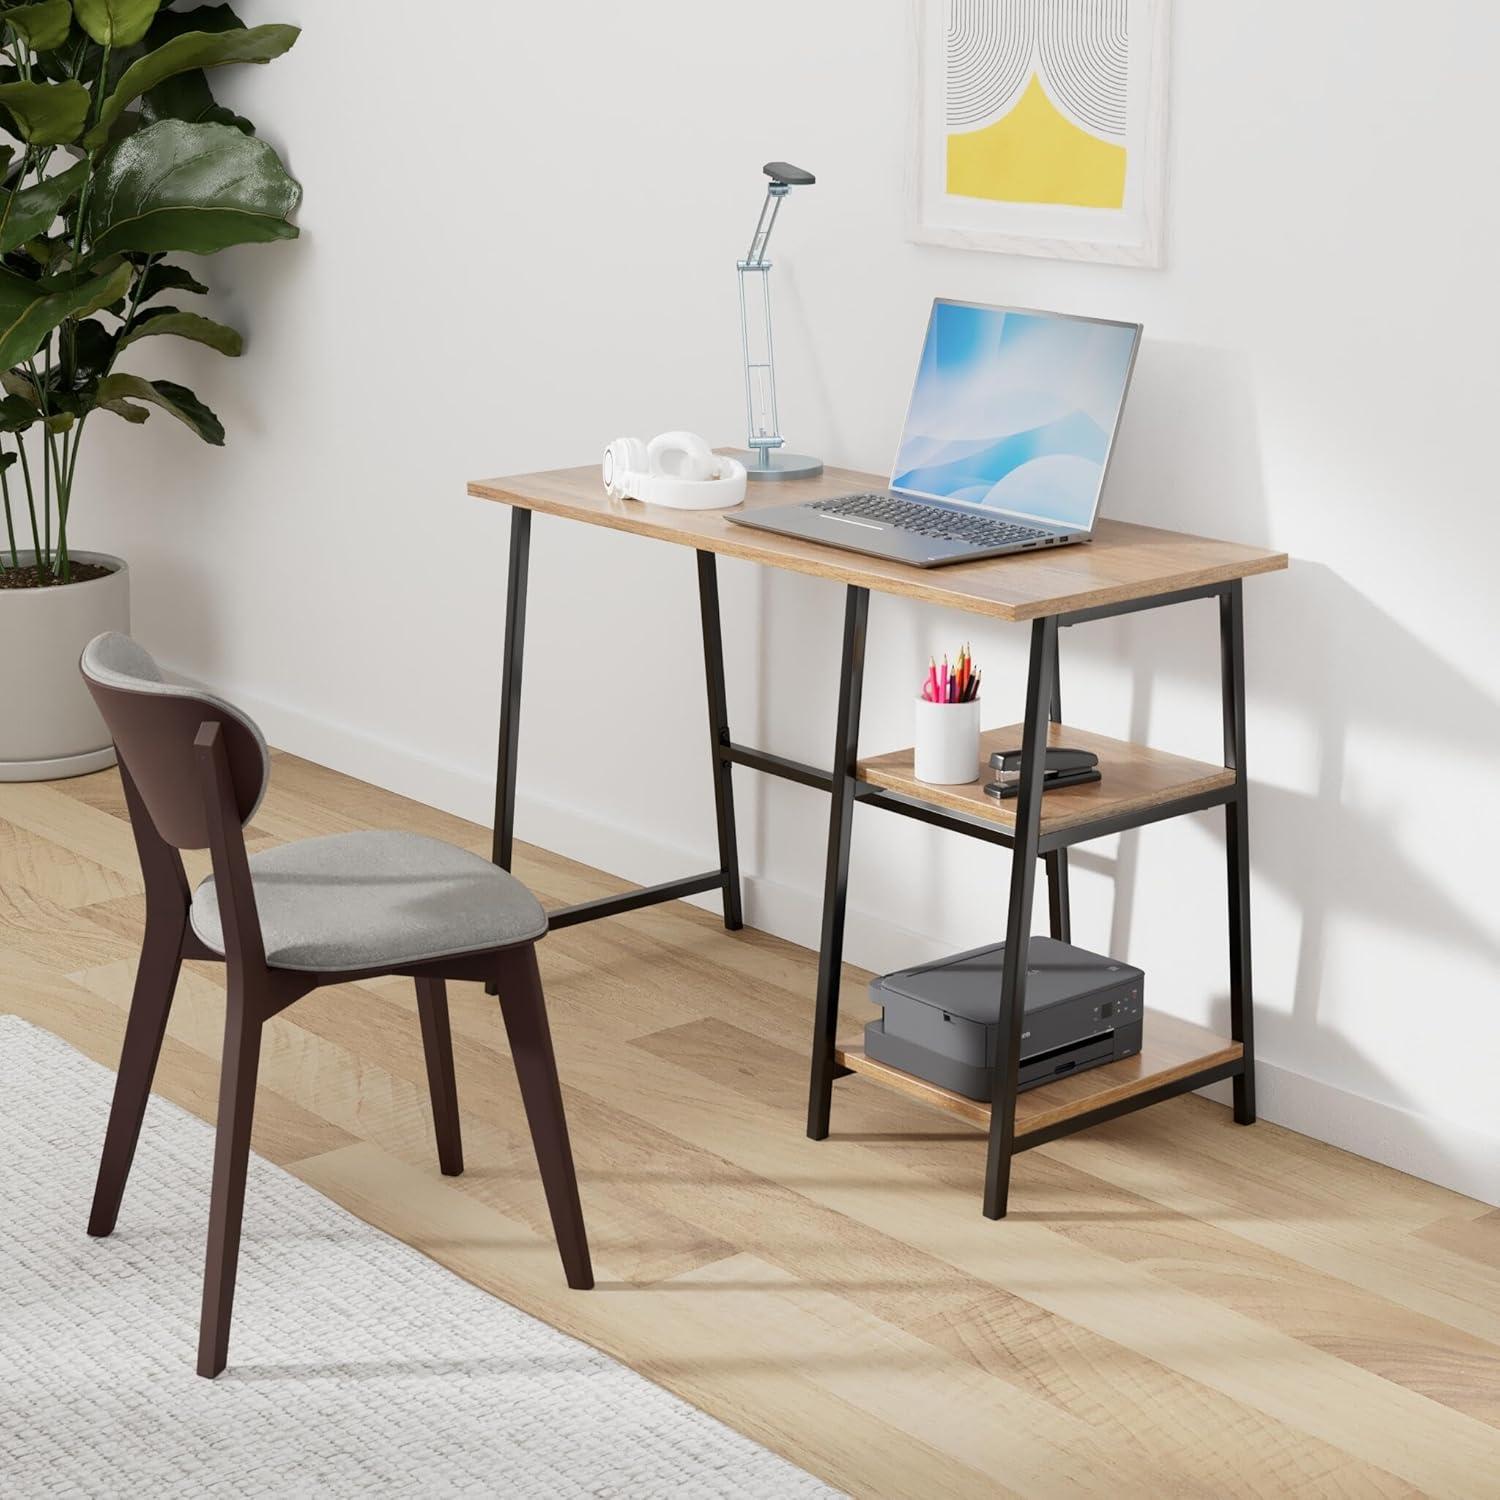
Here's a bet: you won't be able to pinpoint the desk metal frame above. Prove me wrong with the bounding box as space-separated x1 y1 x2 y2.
490 510 1256 1219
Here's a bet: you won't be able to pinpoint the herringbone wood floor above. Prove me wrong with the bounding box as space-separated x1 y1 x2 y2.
3 753 1498 1498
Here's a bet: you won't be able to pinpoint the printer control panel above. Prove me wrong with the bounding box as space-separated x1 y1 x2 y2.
1094 983 1141 1028
1098 972 1140 1056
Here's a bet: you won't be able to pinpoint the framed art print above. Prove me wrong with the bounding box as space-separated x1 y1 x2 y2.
910 0 1171 266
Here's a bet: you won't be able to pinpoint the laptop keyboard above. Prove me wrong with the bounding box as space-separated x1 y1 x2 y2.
808 493 1052 549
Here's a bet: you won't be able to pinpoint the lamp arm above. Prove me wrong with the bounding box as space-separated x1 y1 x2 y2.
744 185 787 267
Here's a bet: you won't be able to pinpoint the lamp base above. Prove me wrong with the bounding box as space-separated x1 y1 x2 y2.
728 449 824 482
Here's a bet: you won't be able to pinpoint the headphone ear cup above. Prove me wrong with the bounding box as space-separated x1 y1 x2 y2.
647 430 716 482
602 436 649 498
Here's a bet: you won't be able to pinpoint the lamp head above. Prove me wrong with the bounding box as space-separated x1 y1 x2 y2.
763 161 815 188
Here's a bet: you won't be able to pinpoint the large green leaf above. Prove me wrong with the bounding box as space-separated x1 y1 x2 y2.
6 0 74 50
72 0 161 48
139 67 251 134
148 3 246 40
0 394 37 432
96 371 222 443
87 120 300 255
0 160 88 254
0 260 130 368
118 306 240 355
0 80 89 145
129 10 257 135
0 369 40 404
31 27 94 86
133 258 208 302
85 24 298 147
97 394 149 422
124 0 251 112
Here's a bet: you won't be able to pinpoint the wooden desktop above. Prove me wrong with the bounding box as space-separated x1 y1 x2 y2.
469 460 1287 1218
470 461 1286 620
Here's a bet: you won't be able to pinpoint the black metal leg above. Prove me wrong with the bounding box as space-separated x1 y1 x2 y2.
696 551 743 931
1220 581 1256 1125
806 585 870 1140
1044 852 1072 943
487 509 531 996
491 508 531 874
1043 637 1071 942
984 616 1058 1219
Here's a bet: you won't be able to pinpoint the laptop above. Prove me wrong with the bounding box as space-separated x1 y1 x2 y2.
728 299 1142 568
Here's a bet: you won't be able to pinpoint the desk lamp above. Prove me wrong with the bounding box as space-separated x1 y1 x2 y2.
728 161 822 481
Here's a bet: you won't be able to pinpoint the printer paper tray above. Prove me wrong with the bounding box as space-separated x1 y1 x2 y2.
864 1019 1121 1102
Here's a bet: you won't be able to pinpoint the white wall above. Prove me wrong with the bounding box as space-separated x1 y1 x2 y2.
78 1 1500 1203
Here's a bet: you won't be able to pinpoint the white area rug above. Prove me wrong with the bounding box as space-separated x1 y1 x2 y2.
0 1016 838 1498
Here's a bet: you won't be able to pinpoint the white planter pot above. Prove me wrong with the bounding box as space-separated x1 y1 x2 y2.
0 551 129 781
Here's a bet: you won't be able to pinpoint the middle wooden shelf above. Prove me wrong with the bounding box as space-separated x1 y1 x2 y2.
856 722 1235 840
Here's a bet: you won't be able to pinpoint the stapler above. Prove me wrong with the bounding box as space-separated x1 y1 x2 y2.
983 746 1101 800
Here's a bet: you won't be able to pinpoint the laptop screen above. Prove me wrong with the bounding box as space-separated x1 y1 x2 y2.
891 300 1141 532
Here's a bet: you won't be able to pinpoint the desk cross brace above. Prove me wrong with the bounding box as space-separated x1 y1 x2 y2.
488 512 1256 1218
488 523 747 978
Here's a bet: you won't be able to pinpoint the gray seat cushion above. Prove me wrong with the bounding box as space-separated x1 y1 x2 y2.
191 831 547 972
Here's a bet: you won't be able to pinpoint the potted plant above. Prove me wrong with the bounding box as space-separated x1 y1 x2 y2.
0 0 300 780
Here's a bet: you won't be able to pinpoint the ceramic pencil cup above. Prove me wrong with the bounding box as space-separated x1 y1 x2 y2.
913 696 981 784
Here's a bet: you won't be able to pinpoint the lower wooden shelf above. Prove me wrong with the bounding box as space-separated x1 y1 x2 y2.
834 1010 1242 1142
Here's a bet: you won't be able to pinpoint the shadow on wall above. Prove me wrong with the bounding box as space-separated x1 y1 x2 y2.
1075 336 1270 980
1090 341 1500 1185
736 334 1497 1191
1073 559 1500 1191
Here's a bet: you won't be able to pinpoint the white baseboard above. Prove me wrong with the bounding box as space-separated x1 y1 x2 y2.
233 683 1500 1210
1197 1067 1500 1208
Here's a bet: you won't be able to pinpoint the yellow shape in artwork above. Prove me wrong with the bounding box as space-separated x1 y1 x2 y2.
946 75 1126 209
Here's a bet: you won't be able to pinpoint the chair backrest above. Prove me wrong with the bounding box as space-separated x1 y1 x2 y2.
80 633 270 850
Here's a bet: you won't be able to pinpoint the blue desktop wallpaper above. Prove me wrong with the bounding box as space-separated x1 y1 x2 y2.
892 303 1138 529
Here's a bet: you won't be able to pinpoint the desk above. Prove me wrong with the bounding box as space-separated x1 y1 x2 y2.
469 461 1288 1217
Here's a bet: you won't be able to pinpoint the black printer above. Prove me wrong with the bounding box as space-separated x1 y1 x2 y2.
865 937 1143 1101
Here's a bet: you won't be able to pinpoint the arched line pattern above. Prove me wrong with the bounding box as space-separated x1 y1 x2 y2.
946 0 1038 131
1037 0 1128 141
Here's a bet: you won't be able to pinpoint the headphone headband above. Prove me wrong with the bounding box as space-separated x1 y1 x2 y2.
602 433 746 511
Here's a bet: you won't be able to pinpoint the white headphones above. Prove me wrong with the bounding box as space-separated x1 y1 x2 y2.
602 431 747 510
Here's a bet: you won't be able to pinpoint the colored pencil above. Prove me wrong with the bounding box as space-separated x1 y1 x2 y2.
920 647 981 704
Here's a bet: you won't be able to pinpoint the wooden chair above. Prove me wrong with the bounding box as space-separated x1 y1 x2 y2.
80 633 592 1378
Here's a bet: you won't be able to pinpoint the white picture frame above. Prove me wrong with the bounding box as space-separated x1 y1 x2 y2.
908 0 1172 267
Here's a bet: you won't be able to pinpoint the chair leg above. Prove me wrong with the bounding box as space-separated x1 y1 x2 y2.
496 945 593 1290
197 986 263 1379
88 913 185 1238
416 977 464 1176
